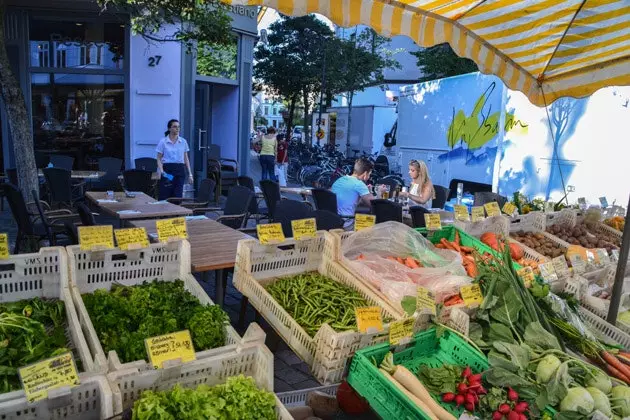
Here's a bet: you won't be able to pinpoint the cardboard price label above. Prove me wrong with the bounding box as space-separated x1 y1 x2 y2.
424 214 442 230
611 249 620 263
552 256 570 278
517 267 536 288
595 249 611 265
0 233 8 259
256 223 285 244
484 202 501 217
471 206 485 222
291 218 317 241
453 205 470 222
19 352 79 403
599 197 608 208
355 306 383 334
79 225 114 251
354 214 376 231
389 318 414 346
417 286 436 315
569 254 586 274
502 202 517 216
460 284 483 307
145 330 196 369
115 228 149 250
539 262 558 284
156 218 188 242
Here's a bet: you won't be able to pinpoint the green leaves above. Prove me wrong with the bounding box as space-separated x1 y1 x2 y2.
416 364 463 395
490 288 523 328
524 322 562 351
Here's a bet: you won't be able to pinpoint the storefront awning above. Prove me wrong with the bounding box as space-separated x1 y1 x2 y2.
223 0 630 107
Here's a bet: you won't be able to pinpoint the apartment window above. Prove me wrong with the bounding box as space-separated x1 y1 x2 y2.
264 107 269 116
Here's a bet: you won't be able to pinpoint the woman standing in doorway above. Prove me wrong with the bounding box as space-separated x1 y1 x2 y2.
401 159 435 208
156 119 193 200
259 127 277 181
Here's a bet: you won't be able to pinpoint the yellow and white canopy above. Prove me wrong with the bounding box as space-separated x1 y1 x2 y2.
224 0 630 106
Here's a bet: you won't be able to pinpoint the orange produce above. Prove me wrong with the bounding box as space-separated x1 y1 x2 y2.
509 242 524 260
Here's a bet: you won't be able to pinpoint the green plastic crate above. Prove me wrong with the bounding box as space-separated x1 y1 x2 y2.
347 327 488 420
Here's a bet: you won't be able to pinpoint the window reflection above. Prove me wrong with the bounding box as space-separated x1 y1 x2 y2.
196 36 238 79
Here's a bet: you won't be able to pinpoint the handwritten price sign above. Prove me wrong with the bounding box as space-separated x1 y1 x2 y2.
145 330 196 369
355 306 383 334
19 353 79 402
0 233 8 259
115 228 149 250
256 223 285 244
355 214 376 231
291 218 317 241
156 218 188 242
79 225 114 251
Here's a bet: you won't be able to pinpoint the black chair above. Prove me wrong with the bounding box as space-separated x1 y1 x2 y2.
31 190 76 246
473 191 508 208
371 199 403 223
374 155 390 175
259 180 283 220
447 178 492 200
91 157 123 191
272 199 313 237
312 188 338 213
409 206 431 228
134 157 158 172
432 185 450 209
65 203 98 244
194 185 254 230
44 168 81 209
209 145 238 196
49 155 74 171
167 178 216 208
313 209 344 231
122 170 153 196
238 175 267 221
35 152 49 169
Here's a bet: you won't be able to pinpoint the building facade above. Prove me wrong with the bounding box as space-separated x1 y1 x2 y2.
0 0 257 180
252 91 285 130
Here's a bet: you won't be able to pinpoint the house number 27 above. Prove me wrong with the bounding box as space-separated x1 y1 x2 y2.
148 56 162 67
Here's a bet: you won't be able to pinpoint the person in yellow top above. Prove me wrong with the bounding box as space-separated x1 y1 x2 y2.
258 127 277 181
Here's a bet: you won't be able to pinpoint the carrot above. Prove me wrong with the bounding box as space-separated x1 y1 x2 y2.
406 257 420 269
440 238 455 251
378 368 440 420
444 295 464 306
435 244 446 249
617 353 630 366
605 363 630 385
464 260 478 277
601 351 630 380
618 351 630 359
459 246 475 254
462 255 475 264
454 230 460 246
357 254 365 260
396 257 404 264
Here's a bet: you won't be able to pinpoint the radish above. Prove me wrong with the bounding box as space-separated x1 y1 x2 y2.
492 412 503 420
457 383 468 394
464 402 474 412
508 411 520 420
498 404 511 414
467 373 482 383
455 394 465 407
441 393 455 403
508 387 519 401
378 368 440 420
462 366 472 378
514 401 528 413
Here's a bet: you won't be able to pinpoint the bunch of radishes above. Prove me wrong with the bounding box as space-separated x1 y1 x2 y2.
440 366 487 412
492 388 529 420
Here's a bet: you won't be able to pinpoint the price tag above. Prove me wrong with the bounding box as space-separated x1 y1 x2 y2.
460 284 483 307
355 306 383 334
156 218 188 242
389 318 414 346
0 233 8 259
517 267 536 288
611 249 620 263
484 202 501 217
79 225 114 251
599 197 608 208
355 214 376 231
424 213 442 230
539 262 558 284
502 202 517 216
19 352 79 402
585 249 596 266
453 205 470 222
416 286 436 315
552 256 570 278
145 330 196 369
596 249 611 265
114 228 149 250
256 223 285 244
291 218 317 241
471 206 485 222
569 254 586 274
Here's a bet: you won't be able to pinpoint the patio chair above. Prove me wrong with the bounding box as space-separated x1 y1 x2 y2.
167 178 216 208
49 155 74 170
31 190 77 246
90 157 123 191
447 178 492 200
193 185 254 230
259 180 284 220
473 191 507 208
238 175 268 222
432 185 450 209
409 206 431 228
311 188 338 213
65 202 98 244
312 209 344 231
272 199 313 238
371 199 403 223
208 145 238 196
134 157 158 172
122 169 154 196
43 167 84 209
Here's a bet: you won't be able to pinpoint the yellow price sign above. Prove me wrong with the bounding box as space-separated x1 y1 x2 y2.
0 233 8 259
354 214 376 231
291 218 317 241
484 202 501 217
355 306 383 334
156 218 188 242
517 267 536 287
19 352 79 403
389 318 414 346
460 284 483 306
424 214 442 230
256 223 285 244
595 249 611 265
79 225 114 251
453 205 470 222
471 206 485 222
502 202 517 216
416 286 436 315
115 228 150 250
145 330 196 369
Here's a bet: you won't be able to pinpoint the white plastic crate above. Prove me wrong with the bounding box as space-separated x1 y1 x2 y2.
66 240 245 373
276 384 339 407
545 209 577 229
107 342 291 419
234 234 404 385
0 247 103 416
454 215 510 238
578 307 630 349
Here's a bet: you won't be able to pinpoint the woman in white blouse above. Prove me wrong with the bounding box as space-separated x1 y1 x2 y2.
156 119 193 200
401 159 435 208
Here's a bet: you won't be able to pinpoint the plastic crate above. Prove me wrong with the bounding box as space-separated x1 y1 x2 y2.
106 342 291 419
276 384 339 407
453 214 510 237
347 327 488 420
545 209 577 229
66 240 245 373
0 247 104 417
234 234 404 385
578 307 630 349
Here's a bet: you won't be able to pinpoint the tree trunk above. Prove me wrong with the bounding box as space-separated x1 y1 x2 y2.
346 90 355 156
286 95 297 142
0 4 38 200
302 87 311 145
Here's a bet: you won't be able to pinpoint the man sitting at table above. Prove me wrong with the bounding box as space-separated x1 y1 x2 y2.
331 157 383 217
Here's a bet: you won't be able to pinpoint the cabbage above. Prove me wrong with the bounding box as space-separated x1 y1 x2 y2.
611 385 630 417
536 354 562 383
587 369 612 394
560 387 595 413
619 310 630 326
586 387 611 417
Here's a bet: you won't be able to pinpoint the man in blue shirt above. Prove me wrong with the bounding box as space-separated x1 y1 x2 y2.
331 158 382 216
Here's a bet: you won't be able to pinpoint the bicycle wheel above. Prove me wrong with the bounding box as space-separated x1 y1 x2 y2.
315 171 334 189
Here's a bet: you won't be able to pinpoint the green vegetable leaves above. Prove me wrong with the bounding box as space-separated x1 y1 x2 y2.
416 364 463 395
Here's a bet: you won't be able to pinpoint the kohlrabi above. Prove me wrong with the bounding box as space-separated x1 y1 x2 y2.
586 369 612 394
559 387 595 414
611 385 630 417
586 387 611 417
536 354 562 383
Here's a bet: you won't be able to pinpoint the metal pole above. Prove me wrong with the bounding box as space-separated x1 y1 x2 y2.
607 193 630 325
317 38 326 146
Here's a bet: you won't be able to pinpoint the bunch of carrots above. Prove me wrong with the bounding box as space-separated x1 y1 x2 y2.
356 254 423 269
435 231 489 278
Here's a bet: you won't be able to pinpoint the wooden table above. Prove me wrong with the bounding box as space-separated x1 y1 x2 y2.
130 218 251 308
280 186 312 197
85 191 191 225
118 172 160 181
21 170 105 180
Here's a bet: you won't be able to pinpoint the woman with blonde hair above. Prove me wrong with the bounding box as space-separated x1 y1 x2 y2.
401 159 435 207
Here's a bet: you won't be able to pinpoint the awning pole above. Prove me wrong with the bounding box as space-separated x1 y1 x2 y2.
606 194 630 325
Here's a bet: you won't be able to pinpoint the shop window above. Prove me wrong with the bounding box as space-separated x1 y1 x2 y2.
196 35 238 79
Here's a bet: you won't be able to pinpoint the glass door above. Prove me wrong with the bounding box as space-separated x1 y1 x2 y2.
193 83 211 183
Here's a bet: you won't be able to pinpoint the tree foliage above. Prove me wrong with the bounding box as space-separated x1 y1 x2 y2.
412 43 478 81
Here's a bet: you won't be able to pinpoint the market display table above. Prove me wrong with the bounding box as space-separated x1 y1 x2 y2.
85 191 191 226
130 217 251 308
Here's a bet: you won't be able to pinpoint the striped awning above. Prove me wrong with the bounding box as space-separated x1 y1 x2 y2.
223 0 630 106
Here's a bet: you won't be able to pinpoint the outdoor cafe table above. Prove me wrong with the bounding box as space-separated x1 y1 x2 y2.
130 217 251 308
39 170 105 180
85 191 191 226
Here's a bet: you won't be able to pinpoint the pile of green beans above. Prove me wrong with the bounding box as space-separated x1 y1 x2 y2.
266 272 370 337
